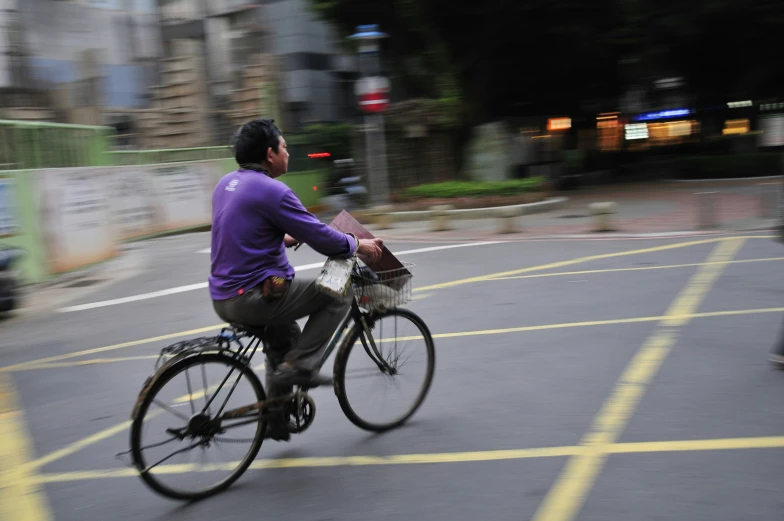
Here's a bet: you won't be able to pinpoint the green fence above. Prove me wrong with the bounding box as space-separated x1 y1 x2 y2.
0 119 333 285
110 147 233 166
0 120 112 170
0 120 313 169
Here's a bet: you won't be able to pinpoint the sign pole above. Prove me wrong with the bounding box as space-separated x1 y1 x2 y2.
349 25 391 207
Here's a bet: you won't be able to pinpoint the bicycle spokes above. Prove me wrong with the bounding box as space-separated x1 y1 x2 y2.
341 312 431 425
134 357 264 496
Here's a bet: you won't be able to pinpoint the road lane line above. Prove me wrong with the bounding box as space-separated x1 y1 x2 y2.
29 420 135 471
6 306 784 374
530 237 746 521
10 355 161 371
17 302 783 470
0 374 53 521
28 362 267 470
415 236 726 292
59 241 504 313
489 256 784 281
0 325 227 373
30 433 784 485
197 241 505 255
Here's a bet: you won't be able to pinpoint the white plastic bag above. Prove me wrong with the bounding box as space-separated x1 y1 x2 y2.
315 256 354 298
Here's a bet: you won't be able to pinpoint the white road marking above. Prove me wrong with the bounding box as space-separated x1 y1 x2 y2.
59 241 503 313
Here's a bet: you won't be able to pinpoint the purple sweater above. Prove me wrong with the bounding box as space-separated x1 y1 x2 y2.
209 169 357 300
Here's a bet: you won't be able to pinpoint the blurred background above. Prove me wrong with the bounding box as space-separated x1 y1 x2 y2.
0 1 781 179
1 0 784 286
3 4 784 520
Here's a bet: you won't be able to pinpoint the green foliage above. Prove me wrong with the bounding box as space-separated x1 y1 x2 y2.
301 122 354 160
405 178 544 199
304 0 464 128
305 0 784 122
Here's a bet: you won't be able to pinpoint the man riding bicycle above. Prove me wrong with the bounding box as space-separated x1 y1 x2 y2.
209 119 383 439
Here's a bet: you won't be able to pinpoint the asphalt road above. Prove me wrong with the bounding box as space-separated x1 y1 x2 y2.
2 231 784 521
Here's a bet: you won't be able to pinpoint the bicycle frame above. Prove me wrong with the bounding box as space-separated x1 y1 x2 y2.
197 279 391 428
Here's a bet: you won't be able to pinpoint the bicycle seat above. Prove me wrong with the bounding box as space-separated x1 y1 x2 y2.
229 323 269 340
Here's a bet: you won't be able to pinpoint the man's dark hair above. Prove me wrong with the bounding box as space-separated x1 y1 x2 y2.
231 118 282 165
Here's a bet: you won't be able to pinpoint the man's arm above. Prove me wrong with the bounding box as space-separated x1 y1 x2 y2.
275 189 357 257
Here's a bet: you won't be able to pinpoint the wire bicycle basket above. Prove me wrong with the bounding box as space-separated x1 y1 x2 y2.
354 261 415 312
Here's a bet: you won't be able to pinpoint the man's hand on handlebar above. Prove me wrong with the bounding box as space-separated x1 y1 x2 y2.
357 237 384 264
284 234 300 249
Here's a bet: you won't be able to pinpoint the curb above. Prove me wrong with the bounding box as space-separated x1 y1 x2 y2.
665 175 784 184
9 246 145 320
30 244 137 290
376 197 569 224
365 223 781 242
366 230 777 243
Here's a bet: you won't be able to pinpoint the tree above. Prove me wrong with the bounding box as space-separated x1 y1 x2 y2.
307 0 784 133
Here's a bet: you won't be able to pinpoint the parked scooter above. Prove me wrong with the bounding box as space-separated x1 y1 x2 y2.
0 245 23 313
322 159 368 212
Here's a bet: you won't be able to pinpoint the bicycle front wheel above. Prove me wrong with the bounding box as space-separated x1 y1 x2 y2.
333 308 435 432
130 352 267 501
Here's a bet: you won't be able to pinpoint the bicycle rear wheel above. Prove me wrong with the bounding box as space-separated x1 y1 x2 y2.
130 352 266 501
333 308 435 432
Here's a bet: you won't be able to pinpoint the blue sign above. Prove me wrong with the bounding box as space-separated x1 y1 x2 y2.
633 109 692 122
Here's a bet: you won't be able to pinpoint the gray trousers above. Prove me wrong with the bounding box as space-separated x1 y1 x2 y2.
213 277 352 376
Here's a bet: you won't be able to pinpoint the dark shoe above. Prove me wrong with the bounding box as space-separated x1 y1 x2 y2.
263 420 291 442
270 364 333 388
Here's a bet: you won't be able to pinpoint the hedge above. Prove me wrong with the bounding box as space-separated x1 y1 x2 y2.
404 178 544 199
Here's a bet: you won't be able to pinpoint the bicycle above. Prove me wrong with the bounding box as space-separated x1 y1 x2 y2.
123 258 435 501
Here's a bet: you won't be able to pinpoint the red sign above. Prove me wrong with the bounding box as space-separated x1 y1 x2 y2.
355 76 390 113
359 91 389 113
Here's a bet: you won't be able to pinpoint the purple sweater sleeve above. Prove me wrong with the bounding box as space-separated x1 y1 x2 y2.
275 189 358 258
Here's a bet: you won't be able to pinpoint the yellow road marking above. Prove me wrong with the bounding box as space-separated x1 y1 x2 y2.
530 237 746 521
21 304 784 470
30 361 267 469
0 374 53 521
22 304 784 472
414 236 727 292
0 324 228 374
29 434 784 485
7 306 784 375
173 362 265 404
11 355 160 371
27 410 162 472
29 420 132 470
608 436 784 454
0 236 763 374
488 256 784 281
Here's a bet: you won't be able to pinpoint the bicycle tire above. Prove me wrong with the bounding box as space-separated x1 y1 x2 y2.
130 352 267 501
333 308 435 432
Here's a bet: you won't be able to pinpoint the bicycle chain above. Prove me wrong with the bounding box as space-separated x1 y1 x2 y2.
212 393 312 444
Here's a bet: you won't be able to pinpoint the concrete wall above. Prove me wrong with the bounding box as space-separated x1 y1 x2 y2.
0 160 326 284
260 0 357 127
14 0 162 110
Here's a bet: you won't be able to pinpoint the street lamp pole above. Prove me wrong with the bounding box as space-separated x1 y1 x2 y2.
348 24 390 207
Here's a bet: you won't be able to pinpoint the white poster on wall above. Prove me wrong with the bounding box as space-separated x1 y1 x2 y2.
35 168 116 274
760 114 784 147
110 166 160 240
0 177 20 238
148 162 214 231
